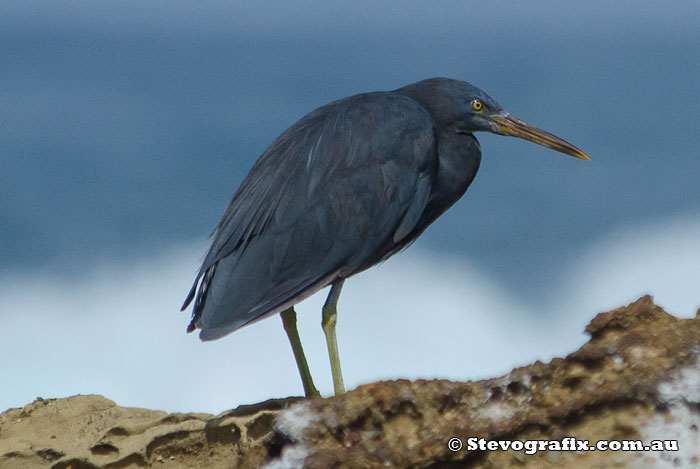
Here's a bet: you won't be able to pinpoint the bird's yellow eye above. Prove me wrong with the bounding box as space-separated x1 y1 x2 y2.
472 99 483 111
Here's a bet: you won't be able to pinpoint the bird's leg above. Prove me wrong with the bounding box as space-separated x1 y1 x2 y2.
322 280 345 395
280 307 320 398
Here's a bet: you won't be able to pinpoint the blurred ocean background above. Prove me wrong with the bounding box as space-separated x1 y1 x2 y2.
2 1 699 413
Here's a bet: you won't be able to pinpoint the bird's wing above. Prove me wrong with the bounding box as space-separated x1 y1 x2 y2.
184 92 438 340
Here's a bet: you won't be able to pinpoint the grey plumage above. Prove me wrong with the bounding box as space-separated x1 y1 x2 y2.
183 83 471 338
181 77 588 395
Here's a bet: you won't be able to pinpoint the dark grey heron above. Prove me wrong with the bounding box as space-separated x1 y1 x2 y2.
182 77 589 397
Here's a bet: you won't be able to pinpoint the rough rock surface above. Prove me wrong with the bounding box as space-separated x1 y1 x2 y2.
2 296 699 468
0 395 300 469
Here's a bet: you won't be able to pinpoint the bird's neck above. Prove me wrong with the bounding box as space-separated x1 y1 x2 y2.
429 130 481 216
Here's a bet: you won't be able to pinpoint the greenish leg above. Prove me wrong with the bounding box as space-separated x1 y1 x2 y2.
280 307 320 398
322 280 345 395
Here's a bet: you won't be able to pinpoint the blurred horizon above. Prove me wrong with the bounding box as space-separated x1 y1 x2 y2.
2 1 699 412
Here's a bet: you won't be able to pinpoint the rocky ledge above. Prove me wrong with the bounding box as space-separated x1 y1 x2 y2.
2 296 699 468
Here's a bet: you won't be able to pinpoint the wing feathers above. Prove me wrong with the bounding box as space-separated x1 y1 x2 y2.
185 92 438 339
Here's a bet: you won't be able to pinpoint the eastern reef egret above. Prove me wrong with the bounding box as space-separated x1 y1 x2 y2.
182 78 589 397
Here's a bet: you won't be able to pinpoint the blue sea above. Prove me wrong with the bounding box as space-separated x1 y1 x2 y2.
1 1 699 412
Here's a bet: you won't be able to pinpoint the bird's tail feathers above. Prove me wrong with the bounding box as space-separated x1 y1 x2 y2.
185 265 216 333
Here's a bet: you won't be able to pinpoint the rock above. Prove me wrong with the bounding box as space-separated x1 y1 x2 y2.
0 395 301 468
1 296 699 468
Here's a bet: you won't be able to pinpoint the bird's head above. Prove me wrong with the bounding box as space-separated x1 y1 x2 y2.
397 78 590 160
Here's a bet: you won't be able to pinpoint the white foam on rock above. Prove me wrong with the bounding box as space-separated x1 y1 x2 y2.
638 359 700 468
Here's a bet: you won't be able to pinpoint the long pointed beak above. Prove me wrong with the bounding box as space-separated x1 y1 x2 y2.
489 113 590 161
